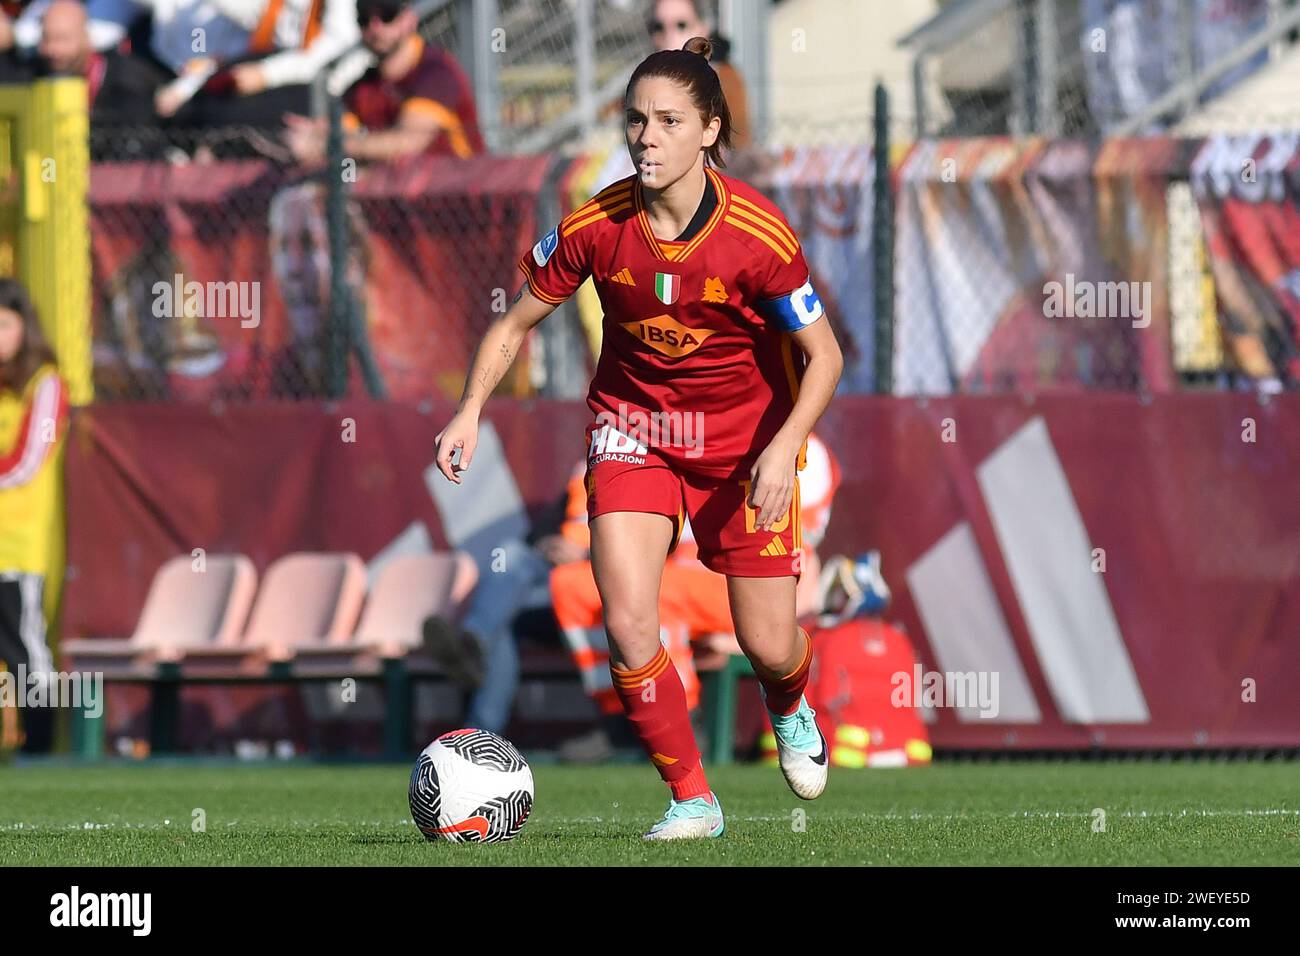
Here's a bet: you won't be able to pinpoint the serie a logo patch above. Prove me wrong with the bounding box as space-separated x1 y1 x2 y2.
533 227 559 267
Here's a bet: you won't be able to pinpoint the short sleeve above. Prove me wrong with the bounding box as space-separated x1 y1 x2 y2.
407 52 465 110
517 219 593 305
751 224 826 333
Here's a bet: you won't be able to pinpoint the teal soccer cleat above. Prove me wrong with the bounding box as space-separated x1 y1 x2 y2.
642 792 725 841
764 693 829 800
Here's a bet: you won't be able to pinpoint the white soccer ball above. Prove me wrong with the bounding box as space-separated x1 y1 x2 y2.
409 729 535 843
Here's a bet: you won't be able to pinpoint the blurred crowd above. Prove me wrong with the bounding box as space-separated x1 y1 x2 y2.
2 0 487 161
5 0 750 165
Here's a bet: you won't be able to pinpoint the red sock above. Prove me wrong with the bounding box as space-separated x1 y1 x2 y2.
612 645 711 802
758 627 813 717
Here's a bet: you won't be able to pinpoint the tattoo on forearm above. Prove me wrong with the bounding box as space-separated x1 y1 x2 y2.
512 287 524 305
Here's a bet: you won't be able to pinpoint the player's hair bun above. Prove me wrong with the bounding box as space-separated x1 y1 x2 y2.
683 36 713 61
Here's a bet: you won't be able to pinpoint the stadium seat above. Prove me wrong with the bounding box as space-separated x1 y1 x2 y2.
290 551 478 676
62 554 258 677
179 552 367 674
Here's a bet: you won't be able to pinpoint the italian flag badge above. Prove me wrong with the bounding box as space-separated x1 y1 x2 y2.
655 272 680 305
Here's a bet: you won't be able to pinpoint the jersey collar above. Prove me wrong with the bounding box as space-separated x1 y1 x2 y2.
633 167 729 263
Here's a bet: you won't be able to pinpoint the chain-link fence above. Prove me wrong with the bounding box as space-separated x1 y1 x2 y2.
899 0 1296 139
889 0 1300 394
88 139 562 403
79 0 657 401
490 0 651 152
72 0 1300 401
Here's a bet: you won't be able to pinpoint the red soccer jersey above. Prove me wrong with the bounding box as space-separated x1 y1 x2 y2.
516 167 826 480
344 37 486 158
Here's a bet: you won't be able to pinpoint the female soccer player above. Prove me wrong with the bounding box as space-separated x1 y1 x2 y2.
435 37 843 840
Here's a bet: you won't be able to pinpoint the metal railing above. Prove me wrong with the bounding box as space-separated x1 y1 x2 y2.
899 0 1293 139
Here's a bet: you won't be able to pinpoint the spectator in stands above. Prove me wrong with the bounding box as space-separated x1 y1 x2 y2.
0 279 69 755
0 1 34 80
647 0 749 151
83 0 359 138
283 0 485 165
35 0 164 133
2 0 40 56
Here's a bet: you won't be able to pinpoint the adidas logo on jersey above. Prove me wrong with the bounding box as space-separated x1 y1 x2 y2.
760 536 789 557
609 268 636 286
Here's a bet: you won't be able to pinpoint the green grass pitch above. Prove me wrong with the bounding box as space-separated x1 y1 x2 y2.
2 761 1297 866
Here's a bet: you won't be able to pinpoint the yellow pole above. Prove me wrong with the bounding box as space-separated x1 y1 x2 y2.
19 77 92 404
0 78 89 696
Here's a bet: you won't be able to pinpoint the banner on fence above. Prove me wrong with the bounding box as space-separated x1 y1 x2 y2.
65 395 1300 749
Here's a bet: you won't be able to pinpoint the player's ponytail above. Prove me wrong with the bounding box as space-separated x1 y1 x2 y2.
626 36 735 168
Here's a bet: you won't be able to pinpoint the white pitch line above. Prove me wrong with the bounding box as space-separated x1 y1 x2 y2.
3 809 1298 831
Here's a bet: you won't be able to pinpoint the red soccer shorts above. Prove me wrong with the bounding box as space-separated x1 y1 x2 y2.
583 420 803 578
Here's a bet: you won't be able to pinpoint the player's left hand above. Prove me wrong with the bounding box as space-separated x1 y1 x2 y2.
749 437 800 532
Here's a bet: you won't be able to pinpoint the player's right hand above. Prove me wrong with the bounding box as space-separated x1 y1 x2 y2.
434 412 479 484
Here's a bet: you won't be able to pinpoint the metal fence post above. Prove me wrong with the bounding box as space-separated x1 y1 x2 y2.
460 0 501 153
574 0 595 143
323 94 386 399
725 0 771 148
1011 0 1032 135
872 82 894 396
325 95 350 398
912 53 927 140
1178 0 1198 121
1036 0 1059 136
